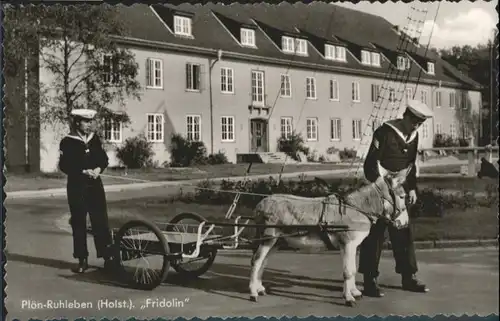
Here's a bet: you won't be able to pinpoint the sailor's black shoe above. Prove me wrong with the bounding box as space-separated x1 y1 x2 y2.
402 274 429 293
363 275 385 297
72 258 88 274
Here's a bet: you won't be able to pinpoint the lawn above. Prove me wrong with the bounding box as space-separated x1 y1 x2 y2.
4 161 497 193
105 197 498 243
3 163 352 192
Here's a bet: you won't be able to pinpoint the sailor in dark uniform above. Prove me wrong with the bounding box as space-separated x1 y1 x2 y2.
359 100 432 296
58 108 113 273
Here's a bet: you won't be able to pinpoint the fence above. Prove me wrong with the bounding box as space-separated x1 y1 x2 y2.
418 145 499 177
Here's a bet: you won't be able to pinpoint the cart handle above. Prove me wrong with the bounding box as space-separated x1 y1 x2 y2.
182 221 215 259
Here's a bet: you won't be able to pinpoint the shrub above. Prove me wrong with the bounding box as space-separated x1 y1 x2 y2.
434 133 459 148
169 133 208 167
277 132 309 161
327 146 340 155
339 148 357 160
165 176 492 220
207 151 230 165
115 134 155 169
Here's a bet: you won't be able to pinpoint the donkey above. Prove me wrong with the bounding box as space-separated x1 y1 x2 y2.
248 170 410 307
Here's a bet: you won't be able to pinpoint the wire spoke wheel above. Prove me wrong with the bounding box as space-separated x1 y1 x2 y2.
165 212 218 279
115 219 170 290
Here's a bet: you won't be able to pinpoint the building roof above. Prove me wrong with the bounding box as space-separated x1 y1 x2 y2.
115 3 482 90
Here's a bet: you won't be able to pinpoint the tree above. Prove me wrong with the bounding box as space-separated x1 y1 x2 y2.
3 4 142 132
439 39 498 146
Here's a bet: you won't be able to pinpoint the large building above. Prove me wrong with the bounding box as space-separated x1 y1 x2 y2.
5 3 483 172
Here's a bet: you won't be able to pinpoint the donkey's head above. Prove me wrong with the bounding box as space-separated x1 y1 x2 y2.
373 170 408 224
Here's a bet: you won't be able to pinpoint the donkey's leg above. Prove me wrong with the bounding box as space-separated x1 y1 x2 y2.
256 236 279 295
342 241 359 306
249 228 277 302
349 230 370 299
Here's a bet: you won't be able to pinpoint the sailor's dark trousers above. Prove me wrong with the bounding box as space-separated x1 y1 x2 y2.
67 176 112 260
358 207 418 278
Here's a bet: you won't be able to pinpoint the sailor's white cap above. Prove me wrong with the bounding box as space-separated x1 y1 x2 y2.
70 108 97 120
406 99 433 120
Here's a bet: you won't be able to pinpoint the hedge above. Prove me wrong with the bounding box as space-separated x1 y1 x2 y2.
168 176 498 218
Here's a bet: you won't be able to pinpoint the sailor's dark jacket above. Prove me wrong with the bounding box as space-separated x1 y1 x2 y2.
363 119 419 192
58 132 109 182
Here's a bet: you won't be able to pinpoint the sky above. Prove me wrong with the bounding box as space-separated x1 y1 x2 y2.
334 0 498 49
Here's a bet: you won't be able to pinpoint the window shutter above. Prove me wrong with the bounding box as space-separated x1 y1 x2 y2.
146 59 151 87
199 64 206 91
185 63 190 89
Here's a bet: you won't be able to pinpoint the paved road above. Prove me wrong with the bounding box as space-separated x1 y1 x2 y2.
4 197 499 320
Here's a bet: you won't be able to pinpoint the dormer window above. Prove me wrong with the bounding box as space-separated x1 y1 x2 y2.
427 62 435 75
240 28 255 47
281 36 308 55
325 44 346 62
361 50 381 67
174 15 192 36
397 55 411 70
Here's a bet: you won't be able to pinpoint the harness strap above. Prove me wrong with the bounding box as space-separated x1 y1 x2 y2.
317 199 338 251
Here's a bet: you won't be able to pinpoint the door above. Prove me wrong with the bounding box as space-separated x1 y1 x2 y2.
250 119 268 152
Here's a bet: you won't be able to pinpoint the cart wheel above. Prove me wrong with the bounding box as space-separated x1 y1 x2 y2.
166 212 217 278
114 219 170 290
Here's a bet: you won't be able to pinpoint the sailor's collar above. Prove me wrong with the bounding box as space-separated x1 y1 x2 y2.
384 119 418 143
66 132 95 144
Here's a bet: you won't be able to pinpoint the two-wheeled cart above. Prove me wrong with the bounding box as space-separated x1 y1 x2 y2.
110 210 349 290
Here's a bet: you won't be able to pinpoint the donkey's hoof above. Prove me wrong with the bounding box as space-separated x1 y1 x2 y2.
345 300 356 307
353 293 363 299
250 296 258 302
258 289 266 296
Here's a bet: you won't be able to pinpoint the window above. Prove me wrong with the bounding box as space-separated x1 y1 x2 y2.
450 123 456 138
251 70 265 105
146 58 163 88
352 81 360 102
422 123 428 138
221 116 235 142
325 45 346 61
352 119 362 140
371 52 381 66
186 63 201 91
331 118 341 141
306 118 318 141
329 79 339 101
361 50 371 64
389 88 396 104
462 123 471 139
371 84 380 103
147 114 164 142
296 39 308 55
361 50 381 66
220 67 234 93
280 117 293 139
420 90 428 105
174 16 192 36
240 28 255 47
406 88 413 102
282 36 295 53
436 123 442 134
186 115 201 141
397 56 410 70
280 74 291 97
427 62 435 75
435 91 442 107
449 92 456 108
462 92 468 109
281 36 307 55
102 55 120 84
306 77 316 99
103 118 122 142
